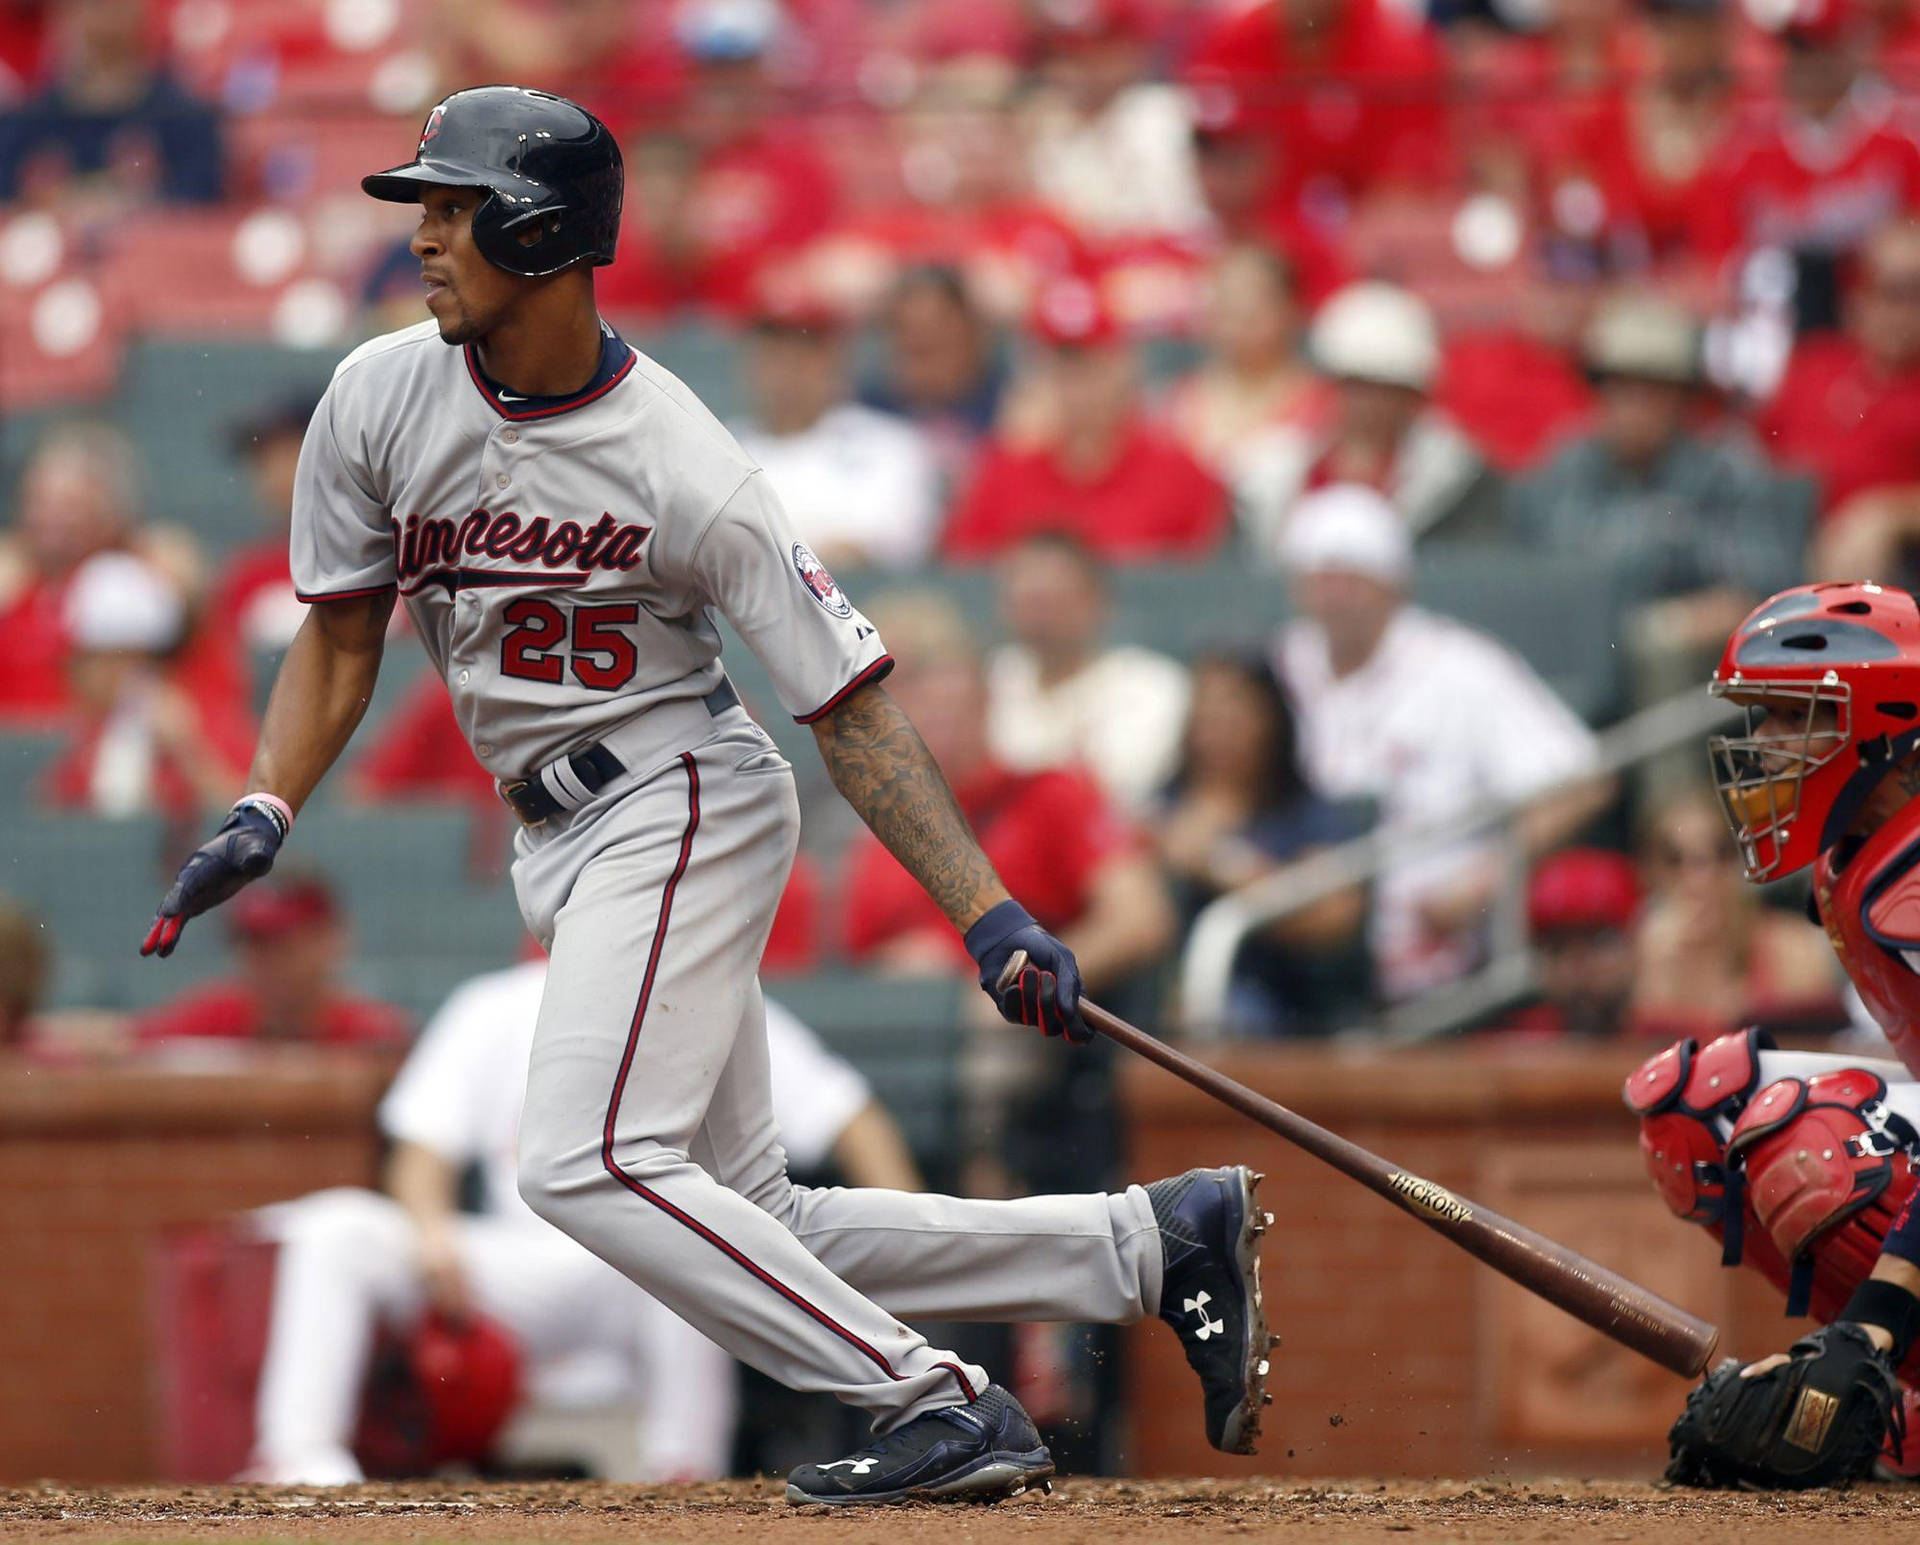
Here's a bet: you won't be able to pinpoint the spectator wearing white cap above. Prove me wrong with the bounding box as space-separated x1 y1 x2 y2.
1238 282 1498 557
43 552 252 818
1273 486 1610 1001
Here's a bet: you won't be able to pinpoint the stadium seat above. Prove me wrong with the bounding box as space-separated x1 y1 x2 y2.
628 323 747 424
111 338 336 554
1413 545 1627 722
0 730 65 790
0 814 173 1008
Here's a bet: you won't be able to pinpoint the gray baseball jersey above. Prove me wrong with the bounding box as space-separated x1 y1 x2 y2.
290 319 890 775
284 318 1168 1435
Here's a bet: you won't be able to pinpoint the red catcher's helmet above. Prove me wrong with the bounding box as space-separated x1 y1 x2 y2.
412 1311 521 1467
353 1311 522 1477
1710 582 1920 881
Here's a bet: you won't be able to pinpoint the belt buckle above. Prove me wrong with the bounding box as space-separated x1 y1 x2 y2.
498 778 547 829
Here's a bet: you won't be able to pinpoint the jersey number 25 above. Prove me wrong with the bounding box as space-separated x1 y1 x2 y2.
500 598 639 690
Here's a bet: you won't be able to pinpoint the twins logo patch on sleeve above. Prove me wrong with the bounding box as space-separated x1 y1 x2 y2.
792 541 853 618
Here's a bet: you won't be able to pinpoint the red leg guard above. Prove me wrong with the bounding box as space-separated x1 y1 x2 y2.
1728 1068 1920 1375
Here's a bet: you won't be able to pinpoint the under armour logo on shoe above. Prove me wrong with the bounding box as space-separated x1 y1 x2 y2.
818 1458 878 1474
1185 1291 1226 1340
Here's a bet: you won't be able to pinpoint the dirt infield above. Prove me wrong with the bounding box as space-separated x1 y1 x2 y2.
3 1478 1913 1544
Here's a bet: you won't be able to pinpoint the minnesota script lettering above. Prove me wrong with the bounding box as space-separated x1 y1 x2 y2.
392 509 651 583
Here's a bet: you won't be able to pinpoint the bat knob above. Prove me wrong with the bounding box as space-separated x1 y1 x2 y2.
994 950 1031 995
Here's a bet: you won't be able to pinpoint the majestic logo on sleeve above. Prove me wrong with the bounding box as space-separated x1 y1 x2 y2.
792 542 853 618
392 508 651 593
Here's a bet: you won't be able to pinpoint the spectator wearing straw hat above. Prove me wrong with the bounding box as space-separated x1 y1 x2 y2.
1506 293 1808 710
1240 282 1497 557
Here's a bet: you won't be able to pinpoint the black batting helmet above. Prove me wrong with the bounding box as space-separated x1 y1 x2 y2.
362 86 623 278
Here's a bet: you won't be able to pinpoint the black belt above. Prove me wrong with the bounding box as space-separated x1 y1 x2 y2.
500 678 741 826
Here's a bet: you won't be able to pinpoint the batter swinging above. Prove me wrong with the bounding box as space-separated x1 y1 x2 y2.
141 87 1273 1504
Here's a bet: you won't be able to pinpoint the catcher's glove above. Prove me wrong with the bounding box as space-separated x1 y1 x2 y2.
1666 1323 1904 1489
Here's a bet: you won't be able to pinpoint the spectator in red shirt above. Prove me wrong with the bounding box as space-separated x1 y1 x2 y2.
943 276 1230 559
1694 0 1920 328
42 551 251 818
1179 80 1349 311
1182 0 1446 217
1545 0 1740 273
1493 849 1642 1039
135 873 411 1050
842 591 1174 987
597 1 839 320
1768 218 1920 581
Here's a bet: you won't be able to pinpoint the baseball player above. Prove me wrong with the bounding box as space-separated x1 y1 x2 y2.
1629 582 1920 1487
251 965 909 1485
140 86 1272 1505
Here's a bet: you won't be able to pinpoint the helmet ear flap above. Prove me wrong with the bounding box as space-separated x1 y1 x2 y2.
472 194 581 277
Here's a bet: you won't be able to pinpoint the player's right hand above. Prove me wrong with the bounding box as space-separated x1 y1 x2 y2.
140 798 289 957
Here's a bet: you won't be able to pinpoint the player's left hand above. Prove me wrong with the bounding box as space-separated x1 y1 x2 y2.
964 899 1088 1043
1665 1322 1903 1489
140 798 289 958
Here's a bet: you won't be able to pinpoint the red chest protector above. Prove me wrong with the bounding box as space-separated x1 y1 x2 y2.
1814 795 1920 1077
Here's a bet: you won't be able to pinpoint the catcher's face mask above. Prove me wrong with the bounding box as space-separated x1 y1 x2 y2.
1708 679 1851 882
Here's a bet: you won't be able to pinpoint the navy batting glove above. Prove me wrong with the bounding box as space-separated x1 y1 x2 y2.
964 899 1089 1044
140 800 287 958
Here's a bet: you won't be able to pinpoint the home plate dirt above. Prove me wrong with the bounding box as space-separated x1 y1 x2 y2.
4 1479 1916 1544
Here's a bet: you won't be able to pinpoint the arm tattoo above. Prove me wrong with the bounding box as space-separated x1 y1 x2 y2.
812 682 1008 932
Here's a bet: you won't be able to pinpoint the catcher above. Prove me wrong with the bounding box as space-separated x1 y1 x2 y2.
1630 581 1920 1487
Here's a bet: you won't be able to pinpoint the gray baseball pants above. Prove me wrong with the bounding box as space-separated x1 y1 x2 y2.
511 710 1165 1432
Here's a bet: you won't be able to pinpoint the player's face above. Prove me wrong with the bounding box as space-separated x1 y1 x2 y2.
411 186 527 345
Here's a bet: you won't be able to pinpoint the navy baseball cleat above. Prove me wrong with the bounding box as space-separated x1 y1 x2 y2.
785 1384 1054 1506
1149 1164 1275 1455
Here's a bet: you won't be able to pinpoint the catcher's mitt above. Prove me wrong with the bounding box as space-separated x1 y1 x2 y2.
1666 1323 1905 1489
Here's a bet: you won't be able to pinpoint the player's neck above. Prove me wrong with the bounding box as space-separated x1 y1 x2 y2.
472 278 604 399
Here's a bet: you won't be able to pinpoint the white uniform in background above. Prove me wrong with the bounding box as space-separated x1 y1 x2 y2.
1276 605 1599 1000
735 404 943 569
985 644 1190 814
249 963 873 1485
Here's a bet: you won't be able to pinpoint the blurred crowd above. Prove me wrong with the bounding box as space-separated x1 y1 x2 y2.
8 0 1920 1486
12 0 1920 1052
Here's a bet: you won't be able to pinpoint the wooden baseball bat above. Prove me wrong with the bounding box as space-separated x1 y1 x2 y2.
1084 1001 1720 1379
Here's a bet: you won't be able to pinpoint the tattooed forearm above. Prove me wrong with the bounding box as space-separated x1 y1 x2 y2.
812 681 1009 932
